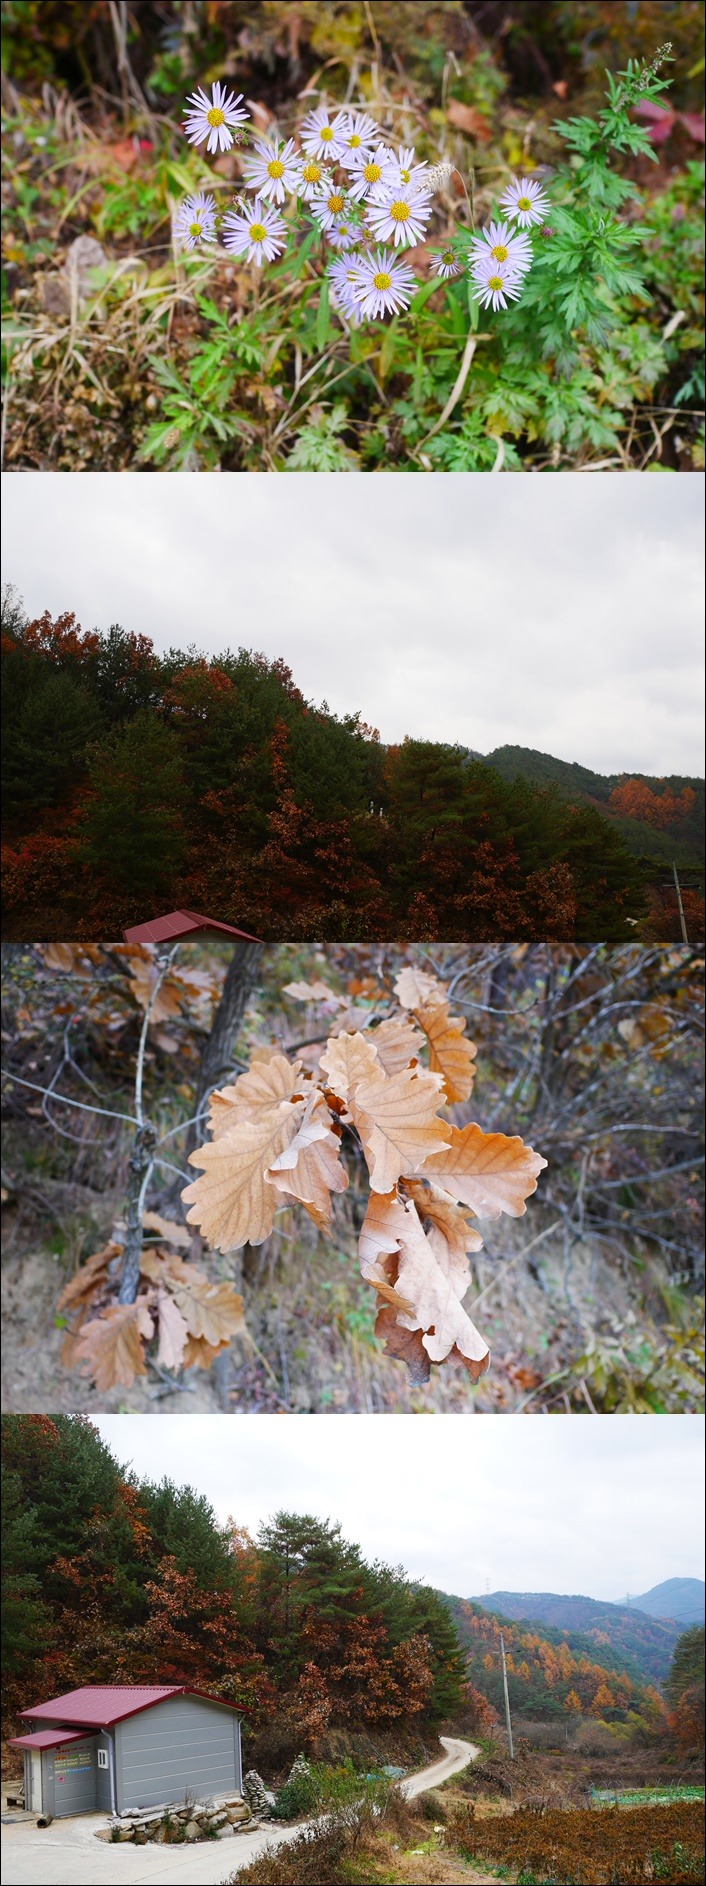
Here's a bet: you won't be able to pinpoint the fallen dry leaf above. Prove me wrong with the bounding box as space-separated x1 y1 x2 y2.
142 1210 191 1248
446 99 492 140
282 979 347 1006
126 953 184 1024
169 1276 245 1347
57 1241 123 1311
73 1300 154 1392
156 1290 189 1372
42 942 94 975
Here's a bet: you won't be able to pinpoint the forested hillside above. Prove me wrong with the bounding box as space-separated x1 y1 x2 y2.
3 594 692 943
442 1595 668 1727
469 1592 682 1688
1 1415 464 1768
485 747 704 874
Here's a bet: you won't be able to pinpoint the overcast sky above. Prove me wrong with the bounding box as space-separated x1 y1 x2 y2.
93 1414 704 1605
2 473 703 776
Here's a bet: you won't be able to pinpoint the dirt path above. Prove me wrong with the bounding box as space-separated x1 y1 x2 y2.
0 1737 480 1885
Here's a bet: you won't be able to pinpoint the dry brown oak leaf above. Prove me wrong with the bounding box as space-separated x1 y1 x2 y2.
207 1051 306 1138
182 1096 307 1250
423 1122 547 1218
368 1016 424 1077
282 979 348 1007
352 1065 451 1193
72 1300 154 1393
319 1030 380 1103
267 1089 349 1227
141 1249 245 1347
394 967 448 1009
359 1189 489 1376
392 969 476 1103
156 1289 189 1372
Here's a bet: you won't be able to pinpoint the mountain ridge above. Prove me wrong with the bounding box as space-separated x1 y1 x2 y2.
627 1578 705 1625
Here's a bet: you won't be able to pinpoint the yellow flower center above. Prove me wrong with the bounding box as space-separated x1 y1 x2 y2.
267 158 285 179
491 243 509 262
189 222 203 238
364 161 382 182
487 275 504 291
442 250 455 265
302 161 322 183
348 133 362 148
250 224 266 241
328 194 345 213
373 270 392 290
206 107 225 128
390 200 410 222
400 168 411 184
320 125 333 141
517 196 532 211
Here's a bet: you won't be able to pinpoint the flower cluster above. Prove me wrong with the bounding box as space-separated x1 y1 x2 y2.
174 83 550 323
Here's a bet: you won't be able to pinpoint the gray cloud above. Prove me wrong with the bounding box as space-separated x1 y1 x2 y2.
93 1413 704 1603
2 472 703 775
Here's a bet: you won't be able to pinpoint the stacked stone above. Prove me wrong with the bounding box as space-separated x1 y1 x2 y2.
97 1794 252 1844
243 1770 276 1816
286 1754 312 1787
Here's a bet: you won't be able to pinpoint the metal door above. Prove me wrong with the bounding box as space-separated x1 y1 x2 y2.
30 1750 42 1812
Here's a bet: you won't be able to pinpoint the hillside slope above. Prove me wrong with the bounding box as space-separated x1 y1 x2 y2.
444 1592 675 1707
483 746 704 872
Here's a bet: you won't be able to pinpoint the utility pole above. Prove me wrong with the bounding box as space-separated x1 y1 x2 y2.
672 862 689 945
499 1631 514 1759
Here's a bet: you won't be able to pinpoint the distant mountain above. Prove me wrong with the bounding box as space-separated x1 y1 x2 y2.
628 1579 705 1626
469 1590 682 1688
480 746 704 874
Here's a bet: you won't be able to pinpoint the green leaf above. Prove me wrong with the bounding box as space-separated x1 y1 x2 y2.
408 275 440 317
467 278 480 329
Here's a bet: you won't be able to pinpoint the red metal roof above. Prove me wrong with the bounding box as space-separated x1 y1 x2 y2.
123 910 261 945
8 1729 95 1752
20 1686 249 1728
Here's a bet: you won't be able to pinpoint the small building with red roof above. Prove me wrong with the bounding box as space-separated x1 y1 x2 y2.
9 1685 246 1819
123 911 260 945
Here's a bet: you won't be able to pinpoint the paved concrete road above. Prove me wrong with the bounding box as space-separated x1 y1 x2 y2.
1 1737 479 1885
401 1736 479 1802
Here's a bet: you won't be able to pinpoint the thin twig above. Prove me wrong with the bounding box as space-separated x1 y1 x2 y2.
2 1070 138 1125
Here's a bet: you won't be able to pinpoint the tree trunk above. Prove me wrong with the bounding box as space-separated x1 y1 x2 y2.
187 942 265 1154
118 1121 157 1303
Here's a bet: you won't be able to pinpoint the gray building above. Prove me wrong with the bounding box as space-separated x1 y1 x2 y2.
9 1685 245 1819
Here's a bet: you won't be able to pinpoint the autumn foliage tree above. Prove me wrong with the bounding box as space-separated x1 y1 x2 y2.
1 1417 466 1761
1 600 668 939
